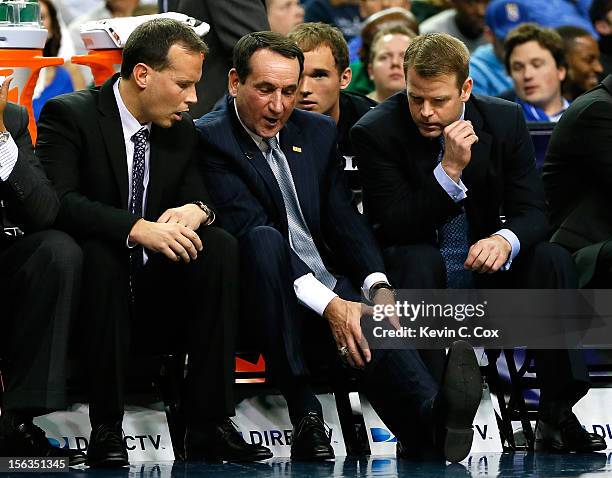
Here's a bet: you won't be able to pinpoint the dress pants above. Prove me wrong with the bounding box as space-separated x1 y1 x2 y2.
78 226 238 427
0 230 82 411
384 242 590 407
240 225 440 447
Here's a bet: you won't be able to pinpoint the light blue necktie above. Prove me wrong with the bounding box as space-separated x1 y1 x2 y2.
437 136 474 288
264 137 337 290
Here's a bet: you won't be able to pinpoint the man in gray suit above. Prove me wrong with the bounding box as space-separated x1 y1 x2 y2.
173 0 269 117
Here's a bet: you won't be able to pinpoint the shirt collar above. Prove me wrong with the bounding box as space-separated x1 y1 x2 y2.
113 78 152 140
233 99 279 153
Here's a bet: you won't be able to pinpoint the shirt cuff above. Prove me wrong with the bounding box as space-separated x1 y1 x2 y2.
493 228 520 271
294 273 338 316
433 163 468 202
362 272 390 300
0 135 19 181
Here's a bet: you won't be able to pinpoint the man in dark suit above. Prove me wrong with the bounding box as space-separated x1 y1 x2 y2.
195 31 483 463
543 75 612 288
37 19 271 467
351 32 605 454
0 77 84 464
174 0 269 117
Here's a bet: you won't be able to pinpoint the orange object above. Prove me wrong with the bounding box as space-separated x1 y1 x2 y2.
0 49 63 143
71 49 122 87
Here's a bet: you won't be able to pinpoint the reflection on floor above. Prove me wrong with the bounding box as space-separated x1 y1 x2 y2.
21 452 612 478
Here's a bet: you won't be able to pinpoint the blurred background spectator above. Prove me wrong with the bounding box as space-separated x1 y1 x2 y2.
557 25 603 100
419 0 489 52
267 0 305 35
34 0 86 122
590 0 612 76
501 23 568 122
304 0 362 41
346 7 418 94
366 25 415 102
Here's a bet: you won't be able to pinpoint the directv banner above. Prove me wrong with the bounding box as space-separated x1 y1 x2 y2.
361 289 612 349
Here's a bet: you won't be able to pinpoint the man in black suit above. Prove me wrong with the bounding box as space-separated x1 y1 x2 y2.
0 77 84 464
543 75 612 289
195 31 483 463
351 32 605 454
174 0 269 117
37 19 271 467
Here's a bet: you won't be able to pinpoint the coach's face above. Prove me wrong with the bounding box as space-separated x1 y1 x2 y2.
229 48 300 138
406 67 471 138
141 44 202 128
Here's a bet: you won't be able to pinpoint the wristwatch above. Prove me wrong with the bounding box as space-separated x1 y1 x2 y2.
369 281 394 301
192 201 215 226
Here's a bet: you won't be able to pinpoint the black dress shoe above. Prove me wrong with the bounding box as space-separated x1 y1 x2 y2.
434 340 482 463
185 418 272 462
535 413 607 453
0 413 86 467
86 422 129 468
290 412 334 461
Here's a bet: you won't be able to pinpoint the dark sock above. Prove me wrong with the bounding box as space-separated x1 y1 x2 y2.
279 380 322 425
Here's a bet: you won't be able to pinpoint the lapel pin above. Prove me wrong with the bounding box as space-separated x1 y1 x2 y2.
292 146 302 153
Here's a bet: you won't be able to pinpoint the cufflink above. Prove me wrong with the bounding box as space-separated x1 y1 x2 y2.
292 146 302 153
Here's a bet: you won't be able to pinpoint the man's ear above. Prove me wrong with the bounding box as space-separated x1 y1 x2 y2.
132 63 149 89
460 77 473 102
228 68 240 97
339 67 352 90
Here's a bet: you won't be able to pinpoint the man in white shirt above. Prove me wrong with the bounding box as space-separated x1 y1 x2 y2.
37 19 272 467
195 31 483 463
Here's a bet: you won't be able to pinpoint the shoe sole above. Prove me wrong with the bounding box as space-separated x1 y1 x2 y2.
535 439 607 453
86 456 129 468
290 451 335 461
441 340 482 463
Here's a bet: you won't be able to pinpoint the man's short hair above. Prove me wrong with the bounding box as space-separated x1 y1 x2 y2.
369 25 416 65
590 0 612 23
120 18 208 78
403 33 470 90
287 22 349 74
503 23 566 73
556 25 594 51
233 31 304 83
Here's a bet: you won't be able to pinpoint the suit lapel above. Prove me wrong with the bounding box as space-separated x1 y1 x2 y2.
146 126 166 219
98 75 129 208
462 99 491 186
229 100 288 229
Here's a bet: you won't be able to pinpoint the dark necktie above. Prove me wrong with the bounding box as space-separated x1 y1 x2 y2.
437 136 474 288
264 137 337 290
129 127 148 299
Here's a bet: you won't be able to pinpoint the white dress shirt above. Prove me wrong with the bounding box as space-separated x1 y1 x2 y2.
0 134 18 181
114 79 152 263
234 102 389 316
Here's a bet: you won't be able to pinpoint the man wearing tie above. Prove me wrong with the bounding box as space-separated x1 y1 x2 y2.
195 31 483 463
37 19 272 467
351 32 605 454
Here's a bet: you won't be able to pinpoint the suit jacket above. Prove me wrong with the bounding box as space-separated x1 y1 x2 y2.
542 75 612 285
194 96 385 286
176 0 269 118
36 74 209 246
0 103 58 245
351 91 548 251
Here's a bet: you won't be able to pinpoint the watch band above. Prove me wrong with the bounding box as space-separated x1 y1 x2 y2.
192 201 215 226
369 281 394 302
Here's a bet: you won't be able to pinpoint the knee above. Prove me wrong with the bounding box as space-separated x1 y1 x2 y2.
80 239 127 281
385 244 446 288
527 242 577 288
240 226 289 271
34 230 82 279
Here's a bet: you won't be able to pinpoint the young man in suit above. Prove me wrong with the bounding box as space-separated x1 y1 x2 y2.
195 31 483 463
543 74 612 289
0 77 84 465
37 19 272 467
351 32 605 454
